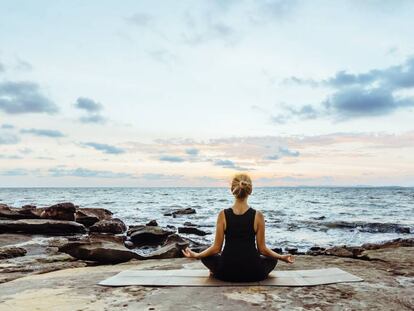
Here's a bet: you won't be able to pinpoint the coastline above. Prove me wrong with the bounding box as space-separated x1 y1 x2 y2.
0 201 413 309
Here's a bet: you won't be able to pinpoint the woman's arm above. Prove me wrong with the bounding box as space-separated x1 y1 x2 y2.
182 210 225 259
255 211 294 263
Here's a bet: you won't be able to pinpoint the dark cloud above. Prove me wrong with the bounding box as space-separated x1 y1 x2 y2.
277 57 414 122
83 142 125 154
159 155 185 162
75 97 103 112
74 97 106 124
0 81 58 114
0 132 20 144
49 167 134 178
323 86 414 118
20 128 65 138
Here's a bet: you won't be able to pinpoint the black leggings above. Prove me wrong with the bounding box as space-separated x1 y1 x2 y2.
201 254 277 280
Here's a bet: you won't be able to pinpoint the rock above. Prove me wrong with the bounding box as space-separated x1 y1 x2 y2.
0 246 27 259
89 218 127 234
124 241 135 249
285 247 298 255
75 208 113 227
58 241 143 263
323 221 411 234
306 246 326 256
40 202 76 221
178 227 211 236
361 238 414 250
183 221 197 227
143 234 189 259
271 247 283 254
128 225 176 246
324 246 364 258
0 219 86 235
0 204 40 220
146 220 158 226
164 208 196 217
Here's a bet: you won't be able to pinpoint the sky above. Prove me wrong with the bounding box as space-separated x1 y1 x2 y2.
0 0 414 187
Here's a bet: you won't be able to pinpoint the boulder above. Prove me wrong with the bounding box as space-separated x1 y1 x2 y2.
0 204 40 220
164 208 196 217
0 219 86 235
361 238 414 250
89 218 127 234
183 221 197 227
146 220 158 226
59 241 143 264
128 225 176 246
142 234 189 259
75 208 113 227
285 247 298 255
0 246 27 259
178 227 211 236
40 202 76 221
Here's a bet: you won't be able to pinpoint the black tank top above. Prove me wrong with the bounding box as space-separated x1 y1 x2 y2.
214 206 266 282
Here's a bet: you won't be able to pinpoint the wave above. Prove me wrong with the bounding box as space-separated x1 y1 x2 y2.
322 221 411 234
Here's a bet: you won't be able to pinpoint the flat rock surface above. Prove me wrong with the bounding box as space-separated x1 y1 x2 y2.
0 247 413 310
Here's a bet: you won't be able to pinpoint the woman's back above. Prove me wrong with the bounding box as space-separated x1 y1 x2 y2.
215 206 266 281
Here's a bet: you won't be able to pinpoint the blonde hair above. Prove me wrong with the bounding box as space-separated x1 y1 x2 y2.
231 173 252 199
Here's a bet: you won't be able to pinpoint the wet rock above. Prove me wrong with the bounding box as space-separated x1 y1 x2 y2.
178 227 211 236
128 225 176 246
323 221 411 234
183 221 197 227
146 220 158 226
324 246 364 258
58 241 143 264
75 208 113 227
0 219 86 235
40 202 76 221
124 241 135 249
285 247 298 255
271 247 283 254
0 204 40 220
89 218 127 234
164 208 196 217
0 246 27 259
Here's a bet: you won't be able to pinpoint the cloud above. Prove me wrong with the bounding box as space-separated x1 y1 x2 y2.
125 13 153 27
277 57 414 122
1 124 14 129
0 81 58 114
74 97 106 123
0 62 5 72
0 168 29 176
0 132 20 144
323 86 414 119
20 128 65 138
74 97 103 112
140 173 184 180
213 159 248 170
79 114 106 124
0 154 23 160
49 167 134 178
266 146 300 160
159 155 185 162
185 148 199 156
82 142 125 154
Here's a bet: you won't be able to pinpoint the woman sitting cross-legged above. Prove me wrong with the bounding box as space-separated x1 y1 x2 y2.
182 173 295 282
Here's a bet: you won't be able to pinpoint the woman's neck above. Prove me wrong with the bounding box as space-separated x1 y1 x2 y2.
232 198 249 212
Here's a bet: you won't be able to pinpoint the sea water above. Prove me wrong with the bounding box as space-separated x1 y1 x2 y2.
1 187 413 251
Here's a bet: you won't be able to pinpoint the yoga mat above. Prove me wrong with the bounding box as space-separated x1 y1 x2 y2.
99 268 363 287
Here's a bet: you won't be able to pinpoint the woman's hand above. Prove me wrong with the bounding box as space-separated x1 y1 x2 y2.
181 247 200 259
280 254 295 264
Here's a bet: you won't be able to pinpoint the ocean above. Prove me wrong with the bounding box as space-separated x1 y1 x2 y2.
1 187 413 251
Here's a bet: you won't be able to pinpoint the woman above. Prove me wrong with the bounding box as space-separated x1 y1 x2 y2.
182 173 295 282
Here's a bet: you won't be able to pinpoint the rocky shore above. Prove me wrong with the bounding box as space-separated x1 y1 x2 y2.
0 202 413 310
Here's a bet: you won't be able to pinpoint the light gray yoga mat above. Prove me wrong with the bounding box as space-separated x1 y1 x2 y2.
99 268 363 287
